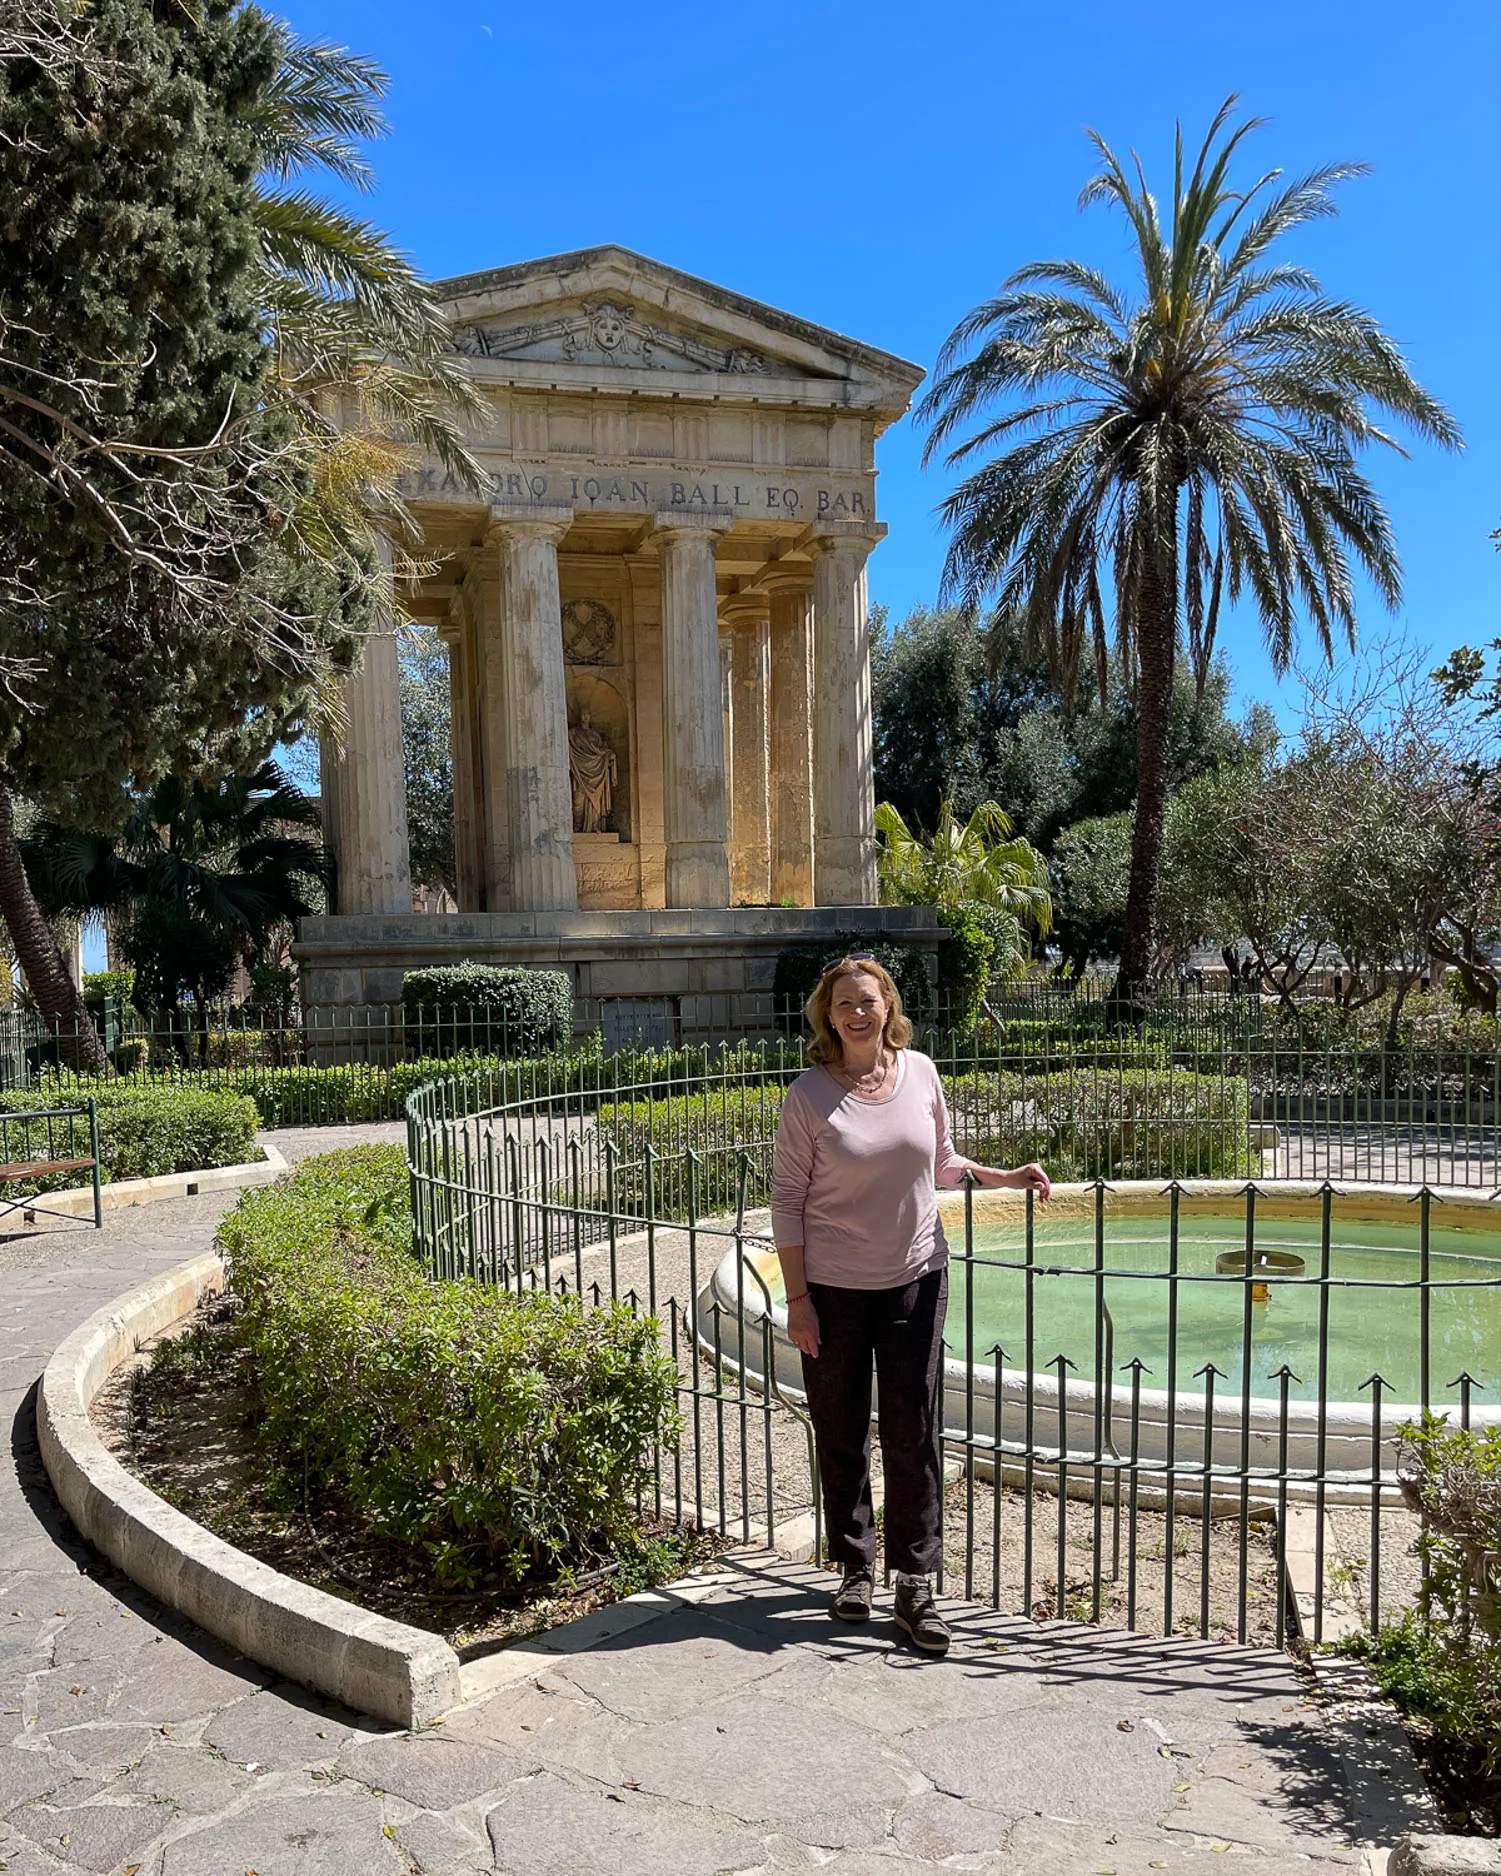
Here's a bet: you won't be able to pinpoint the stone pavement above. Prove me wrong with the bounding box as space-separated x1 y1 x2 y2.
0 1128 1413 1875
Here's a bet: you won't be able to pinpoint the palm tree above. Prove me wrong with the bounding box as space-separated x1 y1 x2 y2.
248 18 484 566
875 800 1052 929
918 98 1458 1004
23 763 330 1058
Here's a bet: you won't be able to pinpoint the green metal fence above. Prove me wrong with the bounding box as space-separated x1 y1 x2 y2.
406 1040 1501 1650
8 991 1501 1183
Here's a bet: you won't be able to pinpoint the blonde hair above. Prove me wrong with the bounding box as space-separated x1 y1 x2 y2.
805 956 913 1066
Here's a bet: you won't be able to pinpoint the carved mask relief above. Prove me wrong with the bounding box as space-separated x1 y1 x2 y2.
451 300 768 376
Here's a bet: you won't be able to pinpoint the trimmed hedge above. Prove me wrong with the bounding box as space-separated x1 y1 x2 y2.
218 1147 679 1587
40 1036 808 1129
598 1081 788 1216
598 1061 1256 1216
402 964 573 1057
0 1083 260 1187
946 1067 1258 1181
598 1063 1257 1210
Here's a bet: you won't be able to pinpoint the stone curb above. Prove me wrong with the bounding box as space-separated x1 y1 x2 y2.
36 1249 462 1730
23 1139 287 1220
1390 1836 1501 1873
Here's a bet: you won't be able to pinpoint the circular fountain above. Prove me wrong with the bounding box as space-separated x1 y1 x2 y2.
707 1180 1501 1500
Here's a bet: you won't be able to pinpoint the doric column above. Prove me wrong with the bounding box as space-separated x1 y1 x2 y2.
488 506 577 911
656 512 732 907
766 579 815 907
811 521 885 905
721 594 771 905
326 536 412 915
437 605 483 912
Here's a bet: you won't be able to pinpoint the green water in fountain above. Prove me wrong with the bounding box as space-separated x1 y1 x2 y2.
942 1211 1501 1405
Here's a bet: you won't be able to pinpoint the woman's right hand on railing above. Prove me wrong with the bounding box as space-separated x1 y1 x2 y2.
787 1294 820 1359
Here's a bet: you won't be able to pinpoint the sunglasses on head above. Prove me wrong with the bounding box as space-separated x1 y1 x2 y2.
820 951 877 974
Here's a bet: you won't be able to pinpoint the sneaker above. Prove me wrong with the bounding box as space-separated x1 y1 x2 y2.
831 1563 875 1623
893 1574 951 1654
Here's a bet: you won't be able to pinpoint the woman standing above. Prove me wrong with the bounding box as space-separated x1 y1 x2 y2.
770 956 1049 1653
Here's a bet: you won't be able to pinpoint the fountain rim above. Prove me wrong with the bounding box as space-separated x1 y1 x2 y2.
707 1176 1501 1429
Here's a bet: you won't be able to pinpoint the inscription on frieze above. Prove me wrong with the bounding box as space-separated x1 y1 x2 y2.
396 463 870 521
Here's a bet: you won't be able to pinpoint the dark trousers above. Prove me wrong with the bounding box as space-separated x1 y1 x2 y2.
800 1266 947 1575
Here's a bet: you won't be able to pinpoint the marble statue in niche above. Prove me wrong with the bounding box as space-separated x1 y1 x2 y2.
569 709 618 833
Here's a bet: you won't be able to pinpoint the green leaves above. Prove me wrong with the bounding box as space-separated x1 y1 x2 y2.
915 98 1458 997
218 1146 680 1587
401 966 574 1058
875 798 1053 938
0 1082 258 1184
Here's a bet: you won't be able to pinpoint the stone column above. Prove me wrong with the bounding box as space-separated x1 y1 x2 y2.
656 513 732 907
488 506 577 911
811 521 884 905
437 607 483 912
722 595 771 905
326 536 412 915
766 579 815 907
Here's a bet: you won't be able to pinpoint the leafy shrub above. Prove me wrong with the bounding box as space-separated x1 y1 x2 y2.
203 1029 282 1068
402 964 573 1057
42 1035 801 1130
946 1067 1257 1181
936 904 996 1033
598 1062 1255 1209
249 962 297 1015
771 933 932 1030
598 1081 790 1216
111 1038 150 1074
0 1083 259 1186
219 1147 679 1586
1344 1416 1501 1781
83 968 135 1008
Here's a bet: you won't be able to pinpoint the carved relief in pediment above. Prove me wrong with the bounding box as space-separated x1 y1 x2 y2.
449 300 771 376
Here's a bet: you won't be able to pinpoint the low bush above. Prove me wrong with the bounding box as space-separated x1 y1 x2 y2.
0 1083 259 1187
218 1147 679 1587
597 1060 1255 1208
946 1066 1257 1181
402 964 573 1058
41 1035 808 1129
597 1080 789 1216
82 968 135 1008
1342 1415 1501 1825
952 1030 1171 1073
936 904 996 1034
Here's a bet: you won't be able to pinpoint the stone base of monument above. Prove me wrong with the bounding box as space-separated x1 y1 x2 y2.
293 905 945 1048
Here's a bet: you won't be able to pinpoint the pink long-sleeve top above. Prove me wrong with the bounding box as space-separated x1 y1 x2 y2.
769 1049 973 1290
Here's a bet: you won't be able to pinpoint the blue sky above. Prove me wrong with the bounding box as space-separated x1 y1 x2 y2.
282 0 1500 726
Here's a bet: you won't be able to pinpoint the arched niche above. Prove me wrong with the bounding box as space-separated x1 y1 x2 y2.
565 669 631 841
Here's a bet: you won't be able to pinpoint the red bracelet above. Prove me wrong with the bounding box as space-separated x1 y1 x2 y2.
785 1290 810 1305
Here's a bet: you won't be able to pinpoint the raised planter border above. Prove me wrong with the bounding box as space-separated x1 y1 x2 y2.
36 1250 462 1729
23 1140 288 1221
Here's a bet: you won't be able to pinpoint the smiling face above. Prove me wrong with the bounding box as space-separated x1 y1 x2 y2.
828 970 889 1057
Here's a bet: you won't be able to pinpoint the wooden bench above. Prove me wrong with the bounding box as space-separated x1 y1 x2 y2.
0 1102 102 1229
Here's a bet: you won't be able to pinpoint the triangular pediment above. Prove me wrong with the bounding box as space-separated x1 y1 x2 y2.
450 294 788 378
432 246 923 413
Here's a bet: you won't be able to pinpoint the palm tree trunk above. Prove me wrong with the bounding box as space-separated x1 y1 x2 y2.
1116 515 1179 1009
0 788 108 1073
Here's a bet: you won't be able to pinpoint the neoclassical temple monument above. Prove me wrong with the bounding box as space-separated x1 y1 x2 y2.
298 247 943 1016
